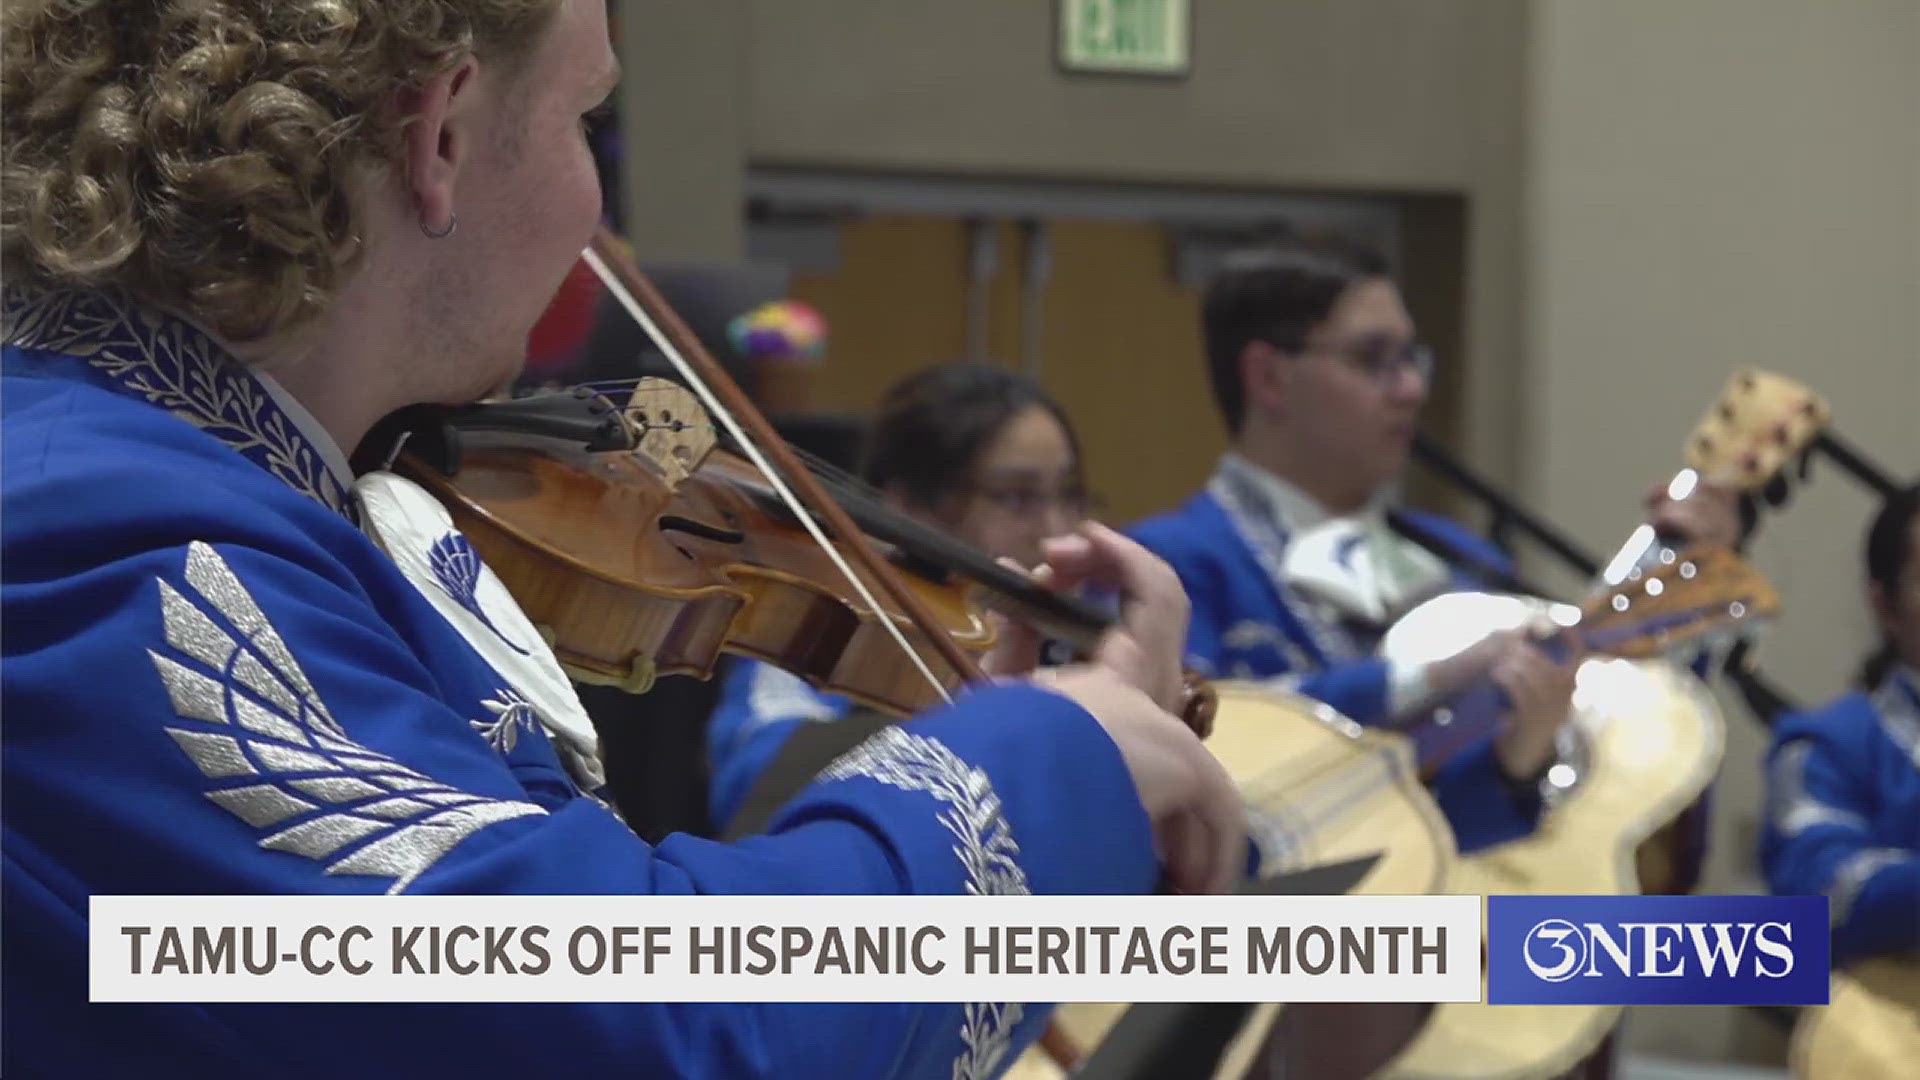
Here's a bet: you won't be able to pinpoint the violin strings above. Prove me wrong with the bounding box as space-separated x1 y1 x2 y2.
570 372 1108 641
599 374 1075 610
580 247 955 706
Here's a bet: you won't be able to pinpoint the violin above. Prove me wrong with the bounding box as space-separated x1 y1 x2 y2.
362 229 1213 1074
371 377 1215 729
362 229 1214 734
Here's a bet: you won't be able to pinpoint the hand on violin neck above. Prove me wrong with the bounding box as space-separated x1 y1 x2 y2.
1035 666 1246 896
982 523 1191 713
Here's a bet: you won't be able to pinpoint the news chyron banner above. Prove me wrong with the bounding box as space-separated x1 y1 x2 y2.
92 895 1480 1003
90 894 1832 1006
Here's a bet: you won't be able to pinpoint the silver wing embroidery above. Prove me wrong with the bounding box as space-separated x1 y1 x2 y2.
151 542 546 893
819 727 1030 1080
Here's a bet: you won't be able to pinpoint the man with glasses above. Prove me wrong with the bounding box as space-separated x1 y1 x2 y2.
1129 240 1579 851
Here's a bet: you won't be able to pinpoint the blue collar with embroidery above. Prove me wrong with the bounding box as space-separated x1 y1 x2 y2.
2 286 357 521
1881 664 1920 718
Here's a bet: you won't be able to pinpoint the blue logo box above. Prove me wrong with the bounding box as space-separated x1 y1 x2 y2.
1487 895 1829 1006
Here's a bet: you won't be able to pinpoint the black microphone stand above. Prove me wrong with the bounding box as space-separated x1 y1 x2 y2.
1406 434 1817 726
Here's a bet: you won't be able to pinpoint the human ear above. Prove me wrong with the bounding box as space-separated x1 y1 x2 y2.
1241 339 1289 420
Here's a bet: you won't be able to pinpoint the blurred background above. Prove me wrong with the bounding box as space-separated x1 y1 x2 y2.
540 2 1917 1075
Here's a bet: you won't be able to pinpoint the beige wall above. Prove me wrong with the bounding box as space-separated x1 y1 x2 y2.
1525 0 1919 1058
617 2 1917 1058
621 0 1533 474
615 0 747 260
745 0 1509 190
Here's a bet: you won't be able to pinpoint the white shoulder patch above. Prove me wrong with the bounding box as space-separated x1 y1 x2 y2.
353 471 603 789
152 542 546 893
746 663 842 728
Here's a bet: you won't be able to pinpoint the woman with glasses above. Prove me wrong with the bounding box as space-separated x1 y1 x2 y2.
1762 483 1920 963
705 362 1097 835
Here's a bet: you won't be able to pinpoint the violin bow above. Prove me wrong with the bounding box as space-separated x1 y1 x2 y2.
579 230 1086 1071
581 229 977 701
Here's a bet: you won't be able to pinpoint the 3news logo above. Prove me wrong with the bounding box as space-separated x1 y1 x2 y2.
1487 895 1830 1006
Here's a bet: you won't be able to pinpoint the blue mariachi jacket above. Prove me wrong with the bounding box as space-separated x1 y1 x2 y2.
708 659 857 831
1 288 1160 1080
1126 467 1541 853
1761 667 1920 962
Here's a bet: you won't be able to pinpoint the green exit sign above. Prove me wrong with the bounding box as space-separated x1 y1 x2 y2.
1060 0 1190 76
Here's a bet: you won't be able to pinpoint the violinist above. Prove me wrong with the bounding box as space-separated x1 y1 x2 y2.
0 3 1244 1077
1762 484 1920 963
708 362 1097 835
1128 237 1744 851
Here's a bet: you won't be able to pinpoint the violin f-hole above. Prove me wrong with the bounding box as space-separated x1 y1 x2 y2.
659 515 745 545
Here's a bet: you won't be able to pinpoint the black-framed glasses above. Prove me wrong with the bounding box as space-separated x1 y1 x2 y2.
1272 337 1436 386
964 483 1102 519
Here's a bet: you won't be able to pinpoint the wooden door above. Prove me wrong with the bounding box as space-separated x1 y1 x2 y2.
783 211 1466 529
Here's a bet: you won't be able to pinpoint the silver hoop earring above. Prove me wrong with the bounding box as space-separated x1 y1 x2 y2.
421 213 458 239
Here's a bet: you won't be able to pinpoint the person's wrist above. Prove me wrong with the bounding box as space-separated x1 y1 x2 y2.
1495 733 1554 784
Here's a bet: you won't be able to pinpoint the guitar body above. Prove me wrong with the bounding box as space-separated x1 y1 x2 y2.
1791 958 1920 1080
1002 681 1456 1080
1378 595 1727 1080
1004 391 1789 1080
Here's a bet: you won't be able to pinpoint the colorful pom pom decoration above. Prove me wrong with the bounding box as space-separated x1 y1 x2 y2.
727 300 827 362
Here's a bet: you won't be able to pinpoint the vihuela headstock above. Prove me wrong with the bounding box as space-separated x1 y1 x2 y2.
1577 544 1781 659
1684 369 1830 494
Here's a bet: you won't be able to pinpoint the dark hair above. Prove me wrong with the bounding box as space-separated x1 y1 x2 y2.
1201 237 1390 435
1859 482 1920 688
864 362 1082 509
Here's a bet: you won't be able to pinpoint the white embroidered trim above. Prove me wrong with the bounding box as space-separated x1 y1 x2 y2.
152 542 545 893
1767 740 1870 837
1208 458 1358 661
1871 669 1920 771
1826 847 1911 928
818 727 1030 1080
3 289 351 516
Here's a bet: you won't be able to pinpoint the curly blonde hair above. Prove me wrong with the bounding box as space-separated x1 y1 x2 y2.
2 0 561 342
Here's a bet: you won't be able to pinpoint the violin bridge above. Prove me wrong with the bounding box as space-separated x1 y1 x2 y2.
622 378 717 487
